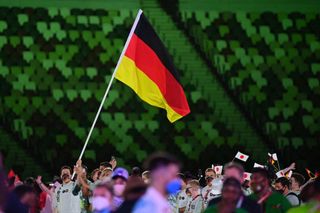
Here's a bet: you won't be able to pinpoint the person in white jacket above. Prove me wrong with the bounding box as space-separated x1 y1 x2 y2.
53 166 81 213
133 152 180 213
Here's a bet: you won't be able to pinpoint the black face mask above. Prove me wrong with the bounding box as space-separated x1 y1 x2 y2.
205 177 213 184
61 173 70 180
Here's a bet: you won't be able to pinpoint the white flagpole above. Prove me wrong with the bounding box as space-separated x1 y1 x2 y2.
72 9 143 179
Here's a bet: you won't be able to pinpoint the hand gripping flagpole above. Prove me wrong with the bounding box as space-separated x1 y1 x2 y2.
71 9 143 179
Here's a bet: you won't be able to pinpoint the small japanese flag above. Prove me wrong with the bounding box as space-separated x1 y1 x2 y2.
243 172 252 181
214 165 223 175
276 170 285 178
254 163 264 168
235 151 249 162
268 153 278 161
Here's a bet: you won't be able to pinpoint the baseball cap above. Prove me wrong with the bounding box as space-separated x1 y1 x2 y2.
112 167 129 181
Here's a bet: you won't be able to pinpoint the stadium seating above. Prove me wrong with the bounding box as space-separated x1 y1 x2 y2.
0 0 319 177
0 4 244 177
177 2 320 153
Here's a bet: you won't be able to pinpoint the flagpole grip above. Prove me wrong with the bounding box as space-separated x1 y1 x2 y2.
71 9 143 180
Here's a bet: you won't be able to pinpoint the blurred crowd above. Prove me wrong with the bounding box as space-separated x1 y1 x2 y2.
0 152 319 213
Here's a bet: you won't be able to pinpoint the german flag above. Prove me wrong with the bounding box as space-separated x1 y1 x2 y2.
115 11 190 122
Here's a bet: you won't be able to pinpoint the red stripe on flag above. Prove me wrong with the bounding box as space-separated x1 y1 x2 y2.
124 34 190 116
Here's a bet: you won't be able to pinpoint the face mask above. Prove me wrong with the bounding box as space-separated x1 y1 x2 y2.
166 179 182 195
92 196 110 211
251 182 262 193
61 174 70 181
114 184 126 197
205 177 213 185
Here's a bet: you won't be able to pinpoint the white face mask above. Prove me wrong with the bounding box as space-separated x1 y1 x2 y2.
92 196 110 211
114 184 126 197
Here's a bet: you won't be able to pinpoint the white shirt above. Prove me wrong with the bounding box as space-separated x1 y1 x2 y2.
53 181 81 213
201 185 212 202
285 191 300 206
178 190 189 209
133 187 171 213
185 195 204 213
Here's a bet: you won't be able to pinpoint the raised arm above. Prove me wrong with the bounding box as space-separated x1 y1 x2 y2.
36 176 53 196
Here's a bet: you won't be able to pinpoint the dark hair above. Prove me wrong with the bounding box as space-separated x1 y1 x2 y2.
13 185 34 199
131 167 141 176
291 173 305 187
252 168 270 180
144 152 180 172
123 176 147 200
91 169 101 179
224 162 244 176
24 177 35 186
223 177 242 190
184 171 197 180
100 162 112 169
275 177 290 188
95 181 114 195
60 166 72 174
205 168 216 174
82 165 88 173
178 173 186 182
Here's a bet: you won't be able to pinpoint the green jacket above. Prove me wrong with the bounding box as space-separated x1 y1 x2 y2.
249 192 292 213
204 205 248 213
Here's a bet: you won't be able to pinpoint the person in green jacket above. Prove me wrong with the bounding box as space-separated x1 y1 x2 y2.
249 168 291 213
204 177 250 213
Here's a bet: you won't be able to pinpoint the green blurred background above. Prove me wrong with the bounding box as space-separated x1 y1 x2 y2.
0 0 319 180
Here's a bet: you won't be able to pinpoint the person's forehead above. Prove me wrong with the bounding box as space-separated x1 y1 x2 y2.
225 168 241 175
94 187 109 195
190 186 198 190
114 177 126 183
167 164 179 171
223 185 240 191
252 173 265 178
62 168 70 173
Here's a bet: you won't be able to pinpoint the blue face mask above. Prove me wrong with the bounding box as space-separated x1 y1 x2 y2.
166 179 182 195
